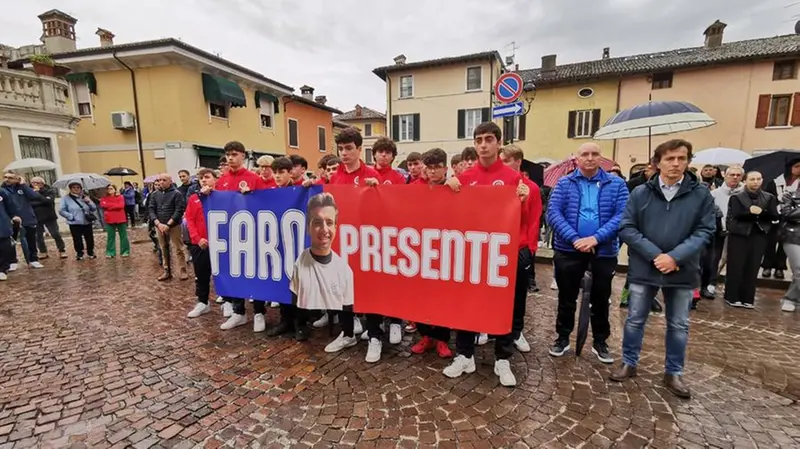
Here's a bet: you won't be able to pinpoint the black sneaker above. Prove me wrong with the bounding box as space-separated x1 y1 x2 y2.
548 339 570 357
700 288 715 300
774 270 785 280
88 254 97 260
591 342 614 364
762 269 772 278
528 282 540 293
651 299 663 313
295 325 310 342
76 254 84 261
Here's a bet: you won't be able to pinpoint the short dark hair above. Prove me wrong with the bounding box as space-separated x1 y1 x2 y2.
335 127 363 148
653 139 693 164
473 122 502 141
289 154 308 170
223 141 246 154
197 168 218 178
218 155 228 166
124 181 133 187
271 156 294 172
450 154 462 166
326 156 341 166
423 148 448 167
317 154 335 169
406 152 422 163
178 169 190 176
372 137 397 158
461 146 478 161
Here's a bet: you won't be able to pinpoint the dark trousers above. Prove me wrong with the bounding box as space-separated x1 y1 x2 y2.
190 245 211 304
454 248 530 360
700 239 717 289
336 307 356 337
36 220 66 254
229 298 266 315
417 324 450 342
553 250 616 344
512 248 533 339
278 304 308 326
0 237 13 272
21 225 38 262
709 234 727 285
366 314 402 339
69 224 95 257
528 259 536 286
125 205 136 226
726 232 769 305
762 227 787 270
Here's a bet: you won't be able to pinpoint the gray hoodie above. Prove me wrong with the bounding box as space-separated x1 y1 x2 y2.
711 183 741 231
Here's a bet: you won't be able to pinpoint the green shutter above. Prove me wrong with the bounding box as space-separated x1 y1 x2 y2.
201 73 247 108
255 91 280 114
457 109 466 139
64 72 97 94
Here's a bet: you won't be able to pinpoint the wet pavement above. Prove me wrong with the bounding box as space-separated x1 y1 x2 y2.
1 231 799 449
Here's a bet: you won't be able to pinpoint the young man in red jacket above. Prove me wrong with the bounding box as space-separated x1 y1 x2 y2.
185 168 217 319
372 137 407 185
443 122 531 387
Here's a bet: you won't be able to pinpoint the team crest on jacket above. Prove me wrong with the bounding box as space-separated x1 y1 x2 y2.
354 176 360 185
383 180 391 185
492 180 505 186
238 181 248 190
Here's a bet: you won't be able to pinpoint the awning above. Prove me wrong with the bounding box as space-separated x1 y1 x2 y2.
201 73 246 108
251 151 284 158
64 72 97 94
193 144 224 157
255 91 280 114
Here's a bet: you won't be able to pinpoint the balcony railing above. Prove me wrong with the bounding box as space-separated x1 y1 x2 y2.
0 68 73 116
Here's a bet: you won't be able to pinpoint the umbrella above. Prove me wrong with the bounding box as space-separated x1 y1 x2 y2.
104 167 138 177
692 148 750 166
743 150 800 182
143 174 159 183
575 271 592 357
4 158 57 172
52 173 112 190
543 155 615 187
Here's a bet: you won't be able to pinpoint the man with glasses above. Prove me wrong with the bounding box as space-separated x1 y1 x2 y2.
708 165 743 297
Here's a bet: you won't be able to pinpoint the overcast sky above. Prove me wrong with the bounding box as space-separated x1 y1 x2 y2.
2 0 796 114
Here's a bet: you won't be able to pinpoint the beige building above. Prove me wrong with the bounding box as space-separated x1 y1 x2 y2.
373 52 504 162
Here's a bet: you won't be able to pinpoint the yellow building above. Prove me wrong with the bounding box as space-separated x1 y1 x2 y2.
333 105 386 163
373 52 504 162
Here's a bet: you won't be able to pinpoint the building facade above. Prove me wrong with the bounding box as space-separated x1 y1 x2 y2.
334 105 386 163
283 85 342 168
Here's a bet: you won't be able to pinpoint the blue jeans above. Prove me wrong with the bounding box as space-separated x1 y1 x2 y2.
622 283 692 375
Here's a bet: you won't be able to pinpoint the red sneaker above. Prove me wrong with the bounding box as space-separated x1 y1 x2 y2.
436 341 453 358
410 336 435 354
693 289 700 300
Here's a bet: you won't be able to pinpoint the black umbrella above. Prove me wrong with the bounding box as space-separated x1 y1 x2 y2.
742 150 800 182
104 167 139 177
575 270 592 357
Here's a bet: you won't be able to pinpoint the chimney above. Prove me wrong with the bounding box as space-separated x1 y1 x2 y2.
393 54 406 65
299 85 314 100
314 95 327 105
541 54 557 73
38 9 78 53
703 20 727 49
95 28 115 47
355 104 362 118
602 47 610 60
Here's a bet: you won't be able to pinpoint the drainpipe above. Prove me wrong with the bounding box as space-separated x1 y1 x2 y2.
113 52 146 178
386 76 392 144
612 76 622 162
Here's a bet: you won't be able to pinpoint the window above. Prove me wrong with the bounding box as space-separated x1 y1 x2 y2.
259 105 273 128
364 123 373 137
577 87 594 98
504 115 526 142
288 118 299 147
209 102 228 119
365 148 374 164
768 95 792 127
318 126 327 152
399 75 413 98
18 136 58 188
74 82 92 117
463 108 483 138
466 66 482 91
651 72 673 89
773 61 797 81
398 114 414 141
567 109 600 139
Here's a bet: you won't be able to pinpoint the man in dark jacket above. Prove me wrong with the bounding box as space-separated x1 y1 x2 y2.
1 172 45 269
0 187 20 280
29 177 67 259
610 139 715 399
148 174 187 281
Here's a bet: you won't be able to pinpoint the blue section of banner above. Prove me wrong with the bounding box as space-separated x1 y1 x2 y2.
201 185 323 303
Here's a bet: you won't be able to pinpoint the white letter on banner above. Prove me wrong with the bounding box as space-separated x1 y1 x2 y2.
420 229 440 280
440 230 466 282
257 210 281 281
360 225 381 272
281 209 305 279
229 211 256 279
208 210 228 276
381 226 399 275
465 231 489 285
397 228 420 277
339 224 358 257
487 233 511 287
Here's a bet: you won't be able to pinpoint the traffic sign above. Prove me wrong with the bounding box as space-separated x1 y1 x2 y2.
494 72 523 103
492 101 524 119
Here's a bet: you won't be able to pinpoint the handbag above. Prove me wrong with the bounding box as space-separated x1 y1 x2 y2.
69 195 96 223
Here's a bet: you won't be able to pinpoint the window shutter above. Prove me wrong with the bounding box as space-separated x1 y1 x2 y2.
412 113 421 141
791 93 800 127
518 114 527 141
457 109 466 139
567 111 577 138
392 115 400 141
481 107 491 123
273 100 280 115
591 109 601 136
755 94 771 128
502 118 511 144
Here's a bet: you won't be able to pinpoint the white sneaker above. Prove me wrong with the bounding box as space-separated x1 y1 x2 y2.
443 355 476 378
550 279 558 290
365 338 382 363
8 263 17 272
325 332 358 353
477 333 489 346
222 302 233 318
187 302 211 318
781 300 796 312
253 313 266 332
494 360 517 387
313 313 329 328
0 272 7 281
270 302 280 308
707 285 716 295
361 330 370 341
514 335 531 353
220 313 247 330
215 296 225 304
389 324 402 345
353 317 363 335
30 261 44 269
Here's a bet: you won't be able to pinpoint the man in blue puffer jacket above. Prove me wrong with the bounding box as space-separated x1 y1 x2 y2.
0 187 20 280
2 172 46 269
546 143 628 363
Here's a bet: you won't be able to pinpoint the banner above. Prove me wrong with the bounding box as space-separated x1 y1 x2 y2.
203 184 521 334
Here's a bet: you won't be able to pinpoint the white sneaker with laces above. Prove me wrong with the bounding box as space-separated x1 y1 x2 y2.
361 330 370 341
477 333 489 346
222 302 233 318
325 332 358 353
8 263 17 272
215 296 225 304
514 335 531 353
389 324 402 344
187 302 211 318
494 360 517 387
313 313 329 328
443 355 476 378
365 338 382 363
782 300 797 312
220 313 247 330
253 313 266 332
30 261 44 269
353 317 363 335
0 272 7 281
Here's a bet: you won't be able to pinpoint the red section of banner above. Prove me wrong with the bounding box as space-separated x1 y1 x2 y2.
324 184 521 335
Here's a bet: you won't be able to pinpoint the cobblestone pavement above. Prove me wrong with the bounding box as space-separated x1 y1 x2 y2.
1 234 799 449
